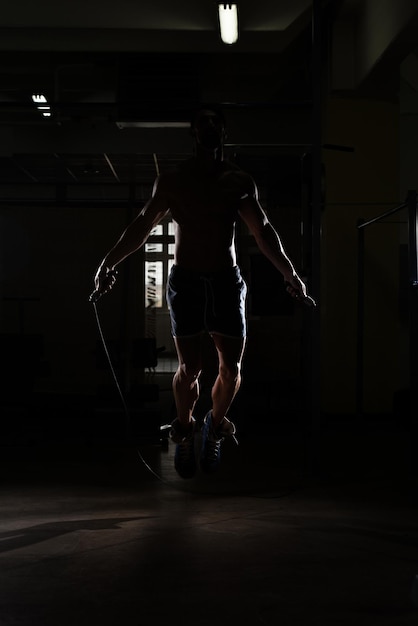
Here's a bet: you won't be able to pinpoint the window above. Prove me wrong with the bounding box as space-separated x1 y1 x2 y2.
144 219 175 308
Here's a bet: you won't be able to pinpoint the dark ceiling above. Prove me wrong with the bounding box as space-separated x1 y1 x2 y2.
0 0 417 201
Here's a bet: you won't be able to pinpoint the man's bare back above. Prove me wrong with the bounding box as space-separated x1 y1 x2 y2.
92 106 308 304
160 157 252 272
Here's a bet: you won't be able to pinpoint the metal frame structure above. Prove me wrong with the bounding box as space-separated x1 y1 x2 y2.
356 190 418 473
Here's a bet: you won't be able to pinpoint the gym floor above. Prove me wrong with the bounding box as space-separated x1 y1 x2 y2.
1 418 418 626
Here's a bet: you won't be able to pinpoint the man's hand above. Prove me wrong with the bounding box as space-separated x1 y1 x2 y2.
89 265 118 302
284 274 317 308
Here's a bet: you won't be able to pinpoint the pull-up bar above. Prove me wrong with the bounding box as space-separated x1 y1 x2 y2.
357 201 407 230
356 190 418 475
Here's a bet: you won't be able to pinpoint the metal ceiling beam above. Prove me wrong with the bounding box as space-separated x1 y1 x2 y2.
11 157 38 182
53 153 78 182
104 153 120 182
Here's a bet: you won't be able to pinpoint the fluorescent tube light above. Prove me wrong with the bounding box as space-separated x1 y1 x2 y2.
32 94 48 104
116 121 190 129
218 4 238 45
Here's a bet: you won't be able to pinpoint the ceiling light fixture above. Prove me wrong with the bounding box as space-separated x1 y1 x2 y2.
218 3 239 45
116 121 190 129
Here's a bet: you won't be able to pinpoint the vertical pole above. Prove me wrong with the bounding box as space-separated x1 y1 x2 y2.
407 190 418 476
308 0 323 474
356 219 365 418
408 190 418 286
120 185 136 394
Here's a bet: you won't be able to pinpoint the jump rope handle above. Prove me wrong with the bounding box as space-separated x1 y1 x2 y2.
89 268 118 303
89 290 101 303
285 282 317 308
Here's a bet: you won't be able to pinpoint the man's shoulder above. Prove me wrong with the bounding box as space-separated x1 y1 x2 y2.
223 161 252 177
154 164 185 192
219 162 256 194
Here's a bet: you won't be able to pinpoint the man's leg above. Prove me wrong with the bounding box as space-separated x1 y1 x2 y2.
199 333 246 473
170 335 203 479
172 335 203 427
210 333 246 428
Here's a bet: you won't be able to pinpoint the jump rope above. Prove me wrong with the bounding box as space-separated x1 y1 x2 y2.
89 281 316 496
91 299 169 484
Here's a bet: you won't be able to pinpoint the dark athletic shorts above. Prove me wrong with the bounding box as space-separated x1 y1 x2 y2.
166 265 247 338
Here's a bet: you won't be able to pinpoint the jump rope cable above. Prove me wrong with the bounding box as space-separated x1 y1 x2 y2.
92 301 173 487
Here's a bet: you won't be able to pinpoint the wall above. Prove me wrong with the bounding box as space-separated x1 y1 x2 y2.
322 96 401 416
0 204 135 397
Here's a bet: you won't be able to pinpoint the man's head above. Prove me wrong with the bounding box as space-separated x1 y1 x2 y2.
190 106 226 152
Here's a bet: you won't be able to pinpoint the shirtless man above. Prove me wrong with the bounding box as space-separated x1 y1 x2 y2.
93 107 309 479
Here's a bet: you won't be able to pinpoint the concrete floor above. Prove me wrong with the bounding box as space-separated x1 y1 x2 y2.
1 425 418 626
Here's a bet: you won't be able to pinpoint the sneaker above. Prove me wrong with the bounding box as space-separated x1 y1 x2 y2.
170 417 197 479
200 411 237 473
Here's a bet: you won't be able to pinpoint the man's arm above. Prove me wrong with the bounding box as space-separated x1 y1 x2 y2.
93 175 170 298
238 175 308 299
